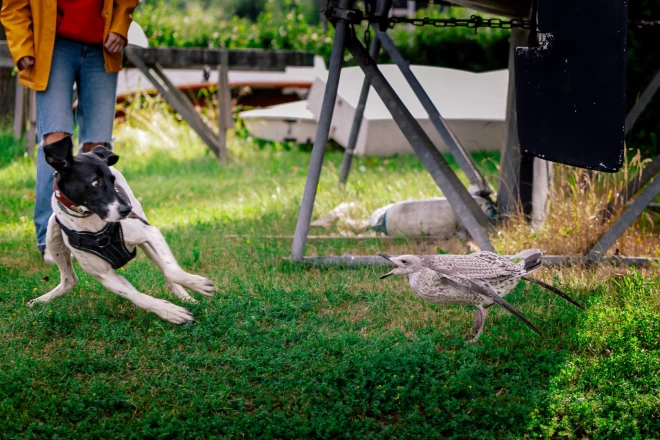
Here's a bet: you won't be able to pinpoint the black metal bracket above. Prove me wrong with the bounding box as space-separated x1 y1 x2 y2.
324 0 391 31
325 5 364 24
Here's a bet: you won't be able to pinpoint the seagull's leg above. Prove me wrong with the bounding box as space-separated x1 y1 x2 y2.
467 305 488 344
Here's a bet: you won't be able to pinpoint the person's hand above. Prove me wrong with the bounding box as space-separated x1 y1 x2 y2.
17 56 34 71
104 32 126 54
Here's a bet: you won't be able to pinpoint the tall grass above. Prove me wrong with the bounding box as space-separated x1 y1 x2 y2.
493 151 660 258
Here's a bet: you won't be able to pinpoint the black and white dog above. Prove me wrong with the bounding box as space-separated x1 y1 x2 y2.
28 137 215 323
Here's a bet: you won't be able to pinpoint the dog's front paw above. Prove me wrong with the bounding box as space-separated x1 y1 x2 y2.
185 275 216 297
26 299 39 308
152 300 195 324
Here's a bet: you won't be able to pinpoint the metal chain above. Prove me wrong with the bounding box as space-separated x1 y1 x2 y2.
629 20 660 29
324 3 658 31
389 15 532 30
388 16 659 31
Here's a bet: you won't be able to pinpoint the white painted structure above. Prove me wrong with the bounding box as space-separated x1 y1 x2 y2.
239 100 318 145
241 65 509 156
116 55 327 100
127 21 150 48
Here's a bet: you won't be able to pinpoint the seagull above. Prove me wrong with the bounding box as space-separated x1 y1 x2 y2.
378 249 584 343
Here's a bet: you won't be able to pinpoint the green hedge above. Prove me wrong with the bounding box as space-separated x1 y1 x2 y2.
134 1 510 68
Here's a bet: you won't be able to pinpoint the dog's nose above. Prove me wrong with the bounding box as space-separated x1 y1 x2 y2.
118 205 131 218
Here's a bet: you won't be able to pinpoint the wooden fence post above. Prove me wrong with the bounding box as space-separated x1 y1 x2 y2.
0 17 17 122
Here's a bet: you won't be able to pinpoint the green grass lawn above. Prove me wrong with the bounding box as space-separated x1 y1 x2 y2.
1 117 659 439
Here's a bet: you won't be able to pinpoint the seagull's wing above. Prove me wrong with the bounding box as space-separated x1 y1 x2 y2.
422 252 522 279
421 261 542 337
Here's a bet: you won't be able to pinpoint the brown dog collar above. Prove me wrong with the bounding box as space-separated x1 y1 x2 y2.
53 173 92 217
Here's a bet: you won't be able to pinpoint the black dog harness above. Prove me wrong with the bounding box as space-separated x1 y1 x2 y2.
56 217 136 269
52 170 147 270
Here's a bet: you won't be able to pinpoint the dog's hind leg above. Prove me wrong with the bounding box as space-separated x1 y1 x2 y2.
140 243 196 303
28 216 78 307
143 226 215 297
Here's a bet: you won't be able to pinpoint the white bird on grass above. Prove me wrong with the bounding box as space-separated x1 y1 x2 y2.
378 249 584 343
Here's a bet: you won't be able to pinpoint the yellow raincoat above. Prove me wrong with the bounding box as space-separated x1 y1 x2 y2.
1 0 138 91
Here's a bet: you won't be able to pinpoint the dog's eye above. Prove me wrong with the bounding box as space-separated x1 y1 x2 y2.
91 180 100 187
401 259 408 264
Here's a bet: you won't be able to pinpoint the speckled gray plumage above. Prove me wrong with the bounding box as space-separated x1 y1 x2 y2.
410 251 534 307
408 267 520 306
378 249 546 340
379 249 584 342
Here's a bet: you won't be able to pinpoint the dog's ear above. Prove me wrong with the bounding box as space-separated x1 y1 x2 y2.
43 137 75 173
91 145 120 167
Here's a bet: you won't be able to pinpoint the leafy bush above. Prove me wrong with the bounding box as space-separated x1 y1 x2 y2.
534 271 660 438
135 0 335 57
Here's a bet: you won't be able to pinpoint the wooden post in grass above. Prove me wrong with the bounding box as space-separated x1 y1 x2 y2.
12 78 24 141
216 50 231 163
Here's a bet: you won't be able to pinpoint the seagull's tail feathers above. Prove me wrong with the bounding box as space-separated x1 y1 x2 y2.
522 276 586 310
513 249 543 274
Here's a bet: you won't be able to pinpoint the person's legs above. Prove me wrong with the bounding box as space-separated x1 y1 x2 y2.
76 43 118 152
34 38 79 253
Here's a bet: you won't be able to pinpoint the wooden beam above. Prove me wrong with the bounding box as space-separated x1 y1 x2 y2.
216 51 231 163
13 78 24 141
123 47 315 71
124 50 223 158
0 41 13 68
1 41 17 120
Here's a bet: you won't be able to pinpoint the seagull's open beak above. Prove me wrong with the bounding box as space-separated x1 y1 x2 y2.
378 253 396 279
379 270 396 279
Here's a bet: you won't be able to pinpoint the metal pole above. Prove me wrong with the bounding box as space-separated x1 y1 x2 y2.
290 0 352 261
587 175 660 262
345 33 494 251
298 254 659 268
338 35 381 186
602 154 660 221
377 29 491 194
625 68 660 135
497 28 530 218
601 69 660 220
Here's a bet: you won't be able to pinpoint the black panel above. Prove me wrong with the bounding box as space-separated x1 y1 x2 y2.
515 0 628 172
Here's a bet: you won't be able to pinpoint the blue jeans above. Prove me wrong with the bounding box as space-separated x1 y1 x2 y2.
34 37 118 250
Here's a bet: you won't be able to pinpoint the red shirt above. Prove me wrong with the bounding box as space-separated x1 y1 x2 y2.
56 0 105 44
